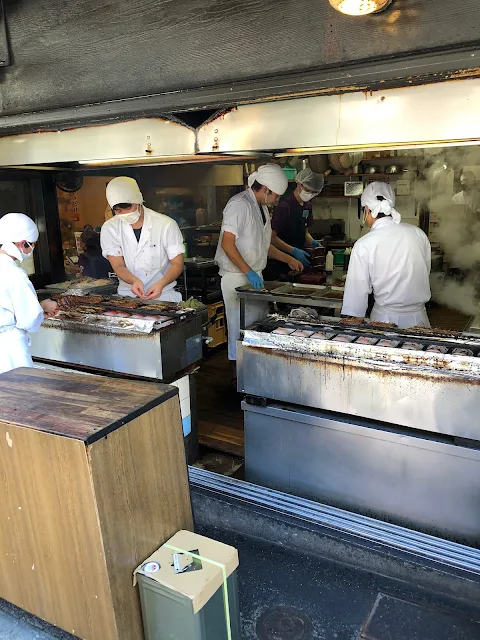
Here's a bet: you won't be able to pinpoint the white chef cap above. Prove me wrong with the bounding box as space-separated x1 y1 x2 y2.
361 182 401 224
295 167 324 193
0 213 39 243
247 164 288 196
106 177 144 208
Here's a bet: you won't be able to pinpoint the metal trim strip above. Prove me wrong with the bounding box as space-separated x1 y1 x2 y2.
188 467 480 575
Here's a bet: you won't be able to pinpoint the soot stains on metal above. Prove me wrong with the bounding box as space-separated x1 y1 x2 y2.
243 321 480 379
42 320 154 339
244 344 480 387
256 606 314 640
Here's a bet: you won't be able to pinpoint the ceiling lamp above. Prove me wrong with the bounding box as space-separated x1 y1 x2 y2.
328 0 392 16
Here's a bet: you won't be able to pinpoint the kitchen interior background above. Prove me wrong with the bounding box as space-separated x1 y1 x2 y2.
56 145 480 316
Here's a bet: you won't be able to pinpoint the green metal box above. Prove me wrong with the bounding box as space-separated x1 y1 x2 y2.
134 530 241 640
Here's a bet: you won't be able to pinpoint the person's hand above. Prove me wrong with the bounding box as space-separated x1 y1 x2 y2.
131 278 145 298
40 298 58 317
291 247 311 267
311 239 322 248
287 257 304 272
246 270 264 290
144 280 164 300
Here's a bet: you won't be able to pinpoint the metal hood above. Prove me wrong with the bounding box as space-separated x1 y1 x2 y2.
198 78 480 154
1 77 480 167
0 117 196 167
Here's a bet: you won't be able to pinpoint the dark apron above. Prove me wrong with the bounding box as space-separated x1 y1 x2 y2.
265 205 309 280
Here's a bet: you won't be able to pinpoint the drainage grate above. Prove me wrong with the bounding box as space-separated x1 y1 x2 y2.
256 606 314 640
189 467 480 575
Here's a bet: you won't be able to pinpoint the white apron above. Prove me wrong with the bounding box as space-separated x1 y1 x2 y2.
0 327 33 374
221 272 268 361
371 304 430 329
157 288 182 303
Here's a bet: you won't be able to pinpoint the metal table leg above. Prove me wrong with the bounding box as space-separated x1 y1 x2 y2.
240 297 246 331
183 266 188 301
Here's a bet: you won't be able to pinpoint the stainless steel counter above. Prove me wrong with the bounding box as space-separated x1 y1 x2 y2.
236 282 344 329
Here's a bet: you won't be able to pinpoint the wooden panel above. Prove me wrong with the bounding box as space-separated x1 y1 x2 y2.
1 1 480 117
89 397 194 640
0 367 176 442
199 420 244 457
196 349 244 454
0 422 116 640
427 306 472 332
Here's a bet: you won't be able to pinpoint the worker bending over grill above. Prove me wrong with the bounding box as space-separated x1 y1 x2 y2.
342 182 431 329
215 164 303 379
266 167 324 280
0 213 57 373
101 177 185 302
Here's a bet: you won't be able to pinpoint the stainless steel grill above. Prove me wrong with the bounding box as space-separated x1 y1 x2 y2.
31 296 205 381
237 315 480 544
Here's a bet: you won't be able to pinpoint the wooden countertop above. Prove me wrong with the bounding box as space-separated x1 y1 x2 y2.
0 368 177 444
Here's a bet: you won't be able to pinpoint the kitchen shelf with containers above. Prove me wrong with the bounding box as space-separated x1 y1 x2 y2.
181 224 222 259
312 167 416 200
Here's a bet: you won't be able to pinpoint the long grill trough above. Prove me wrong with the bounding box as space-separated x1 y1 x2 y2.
31 295 204 381
237 315 480 545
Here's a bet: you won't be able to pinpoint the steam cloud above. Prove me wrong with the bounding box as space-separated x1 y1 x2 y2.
414 145 480 317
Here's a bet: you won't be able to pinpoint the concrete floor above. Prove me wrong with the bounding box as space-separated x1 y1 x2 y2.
0 599 75 640
197 524 480 640
2 526 480 640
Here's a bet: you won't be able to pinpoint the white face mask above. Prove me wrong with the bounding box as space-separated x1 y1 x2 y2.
19 242 34 262
1 240 32 262
116 207 140 225
299 189 315 203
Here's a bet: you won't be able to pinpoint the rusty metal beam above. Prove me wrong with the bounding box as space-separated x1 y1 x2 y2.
0 47 479 136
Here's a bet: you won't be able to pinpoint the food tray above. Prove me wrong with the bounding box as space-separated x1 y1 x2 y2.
272 327 296 335
270 283 328 297
311 331 336 340
46 278 118 296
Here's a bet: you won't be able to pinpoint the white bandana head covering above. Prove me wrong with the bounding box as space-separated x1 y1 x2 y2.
361 182 401 224
106 176 144 208
0 213 39 261
247 164 288 196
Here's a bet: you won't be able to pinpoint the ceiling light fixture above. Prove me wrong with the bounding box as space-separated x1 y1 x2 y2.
328 0 392 16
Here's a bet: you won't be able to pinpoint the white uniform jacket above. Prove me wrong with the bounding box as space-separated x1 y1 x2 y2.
215 189 271 360
0 254 44 373
101 207 185 301
342 218 431 328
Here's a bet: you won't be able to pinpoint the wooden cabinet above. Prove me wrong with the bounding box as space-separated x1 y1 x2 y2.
207 300 227 348
0 368 193 640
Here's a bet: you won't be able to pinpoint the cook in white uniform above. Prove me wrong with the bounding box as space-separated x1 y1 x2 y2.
452 171 480 213
101 177 185 302
342 182 431 329
0 213 58 374
215 164 303 365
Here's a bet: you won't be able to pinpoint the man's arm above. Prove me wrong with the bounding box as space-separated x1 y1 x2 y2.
268 244 303 271
341 245 371 318
107 255 145 297
145 254 184 299
221 231 252 274
270 230 295 255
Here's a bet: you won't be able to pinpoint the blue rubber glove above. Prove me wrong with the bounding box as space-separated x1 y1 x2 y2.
311 239 323 248
292 247 311 267
246 270 264 290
